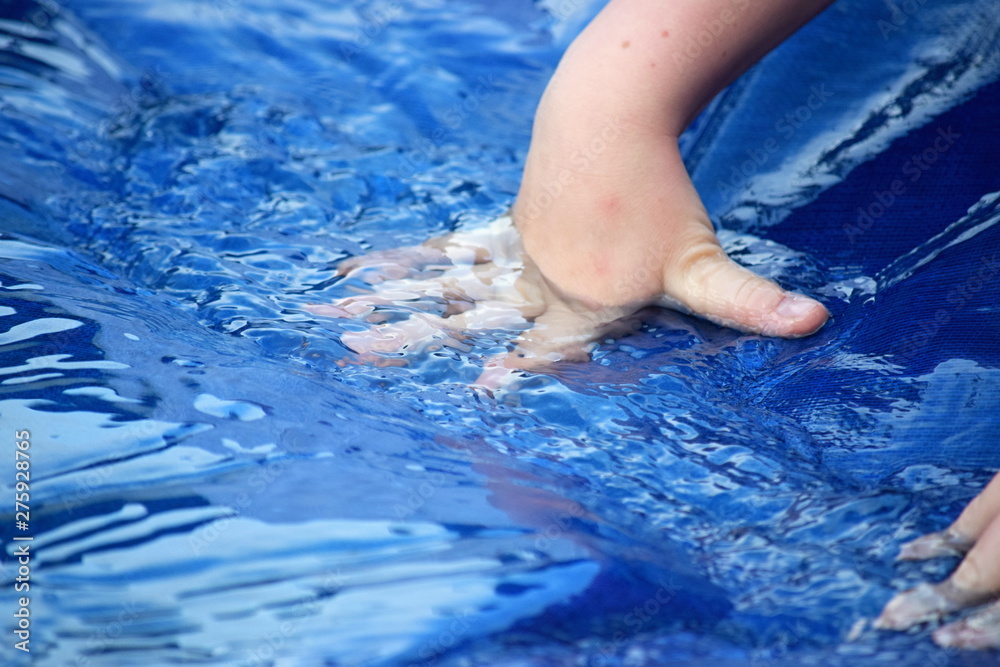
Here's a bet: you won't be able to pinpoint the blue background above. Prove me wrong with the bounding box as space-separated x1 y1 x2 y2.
1 0 998 664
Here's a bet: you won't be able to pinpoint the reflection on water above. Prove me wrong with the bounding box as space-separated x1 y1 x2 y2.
1 0 999 664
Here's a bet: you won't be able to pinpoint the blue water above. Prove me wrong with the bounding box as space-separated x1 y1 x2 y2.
1 0 1000 665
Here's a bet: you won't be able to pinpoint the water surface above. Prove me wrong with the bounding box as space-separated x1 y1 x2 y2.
1 0 1000 664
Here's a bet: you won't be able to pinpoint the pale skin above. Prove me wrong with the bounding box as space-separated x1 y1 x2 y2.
876 471 1000 648
308 0 1000 647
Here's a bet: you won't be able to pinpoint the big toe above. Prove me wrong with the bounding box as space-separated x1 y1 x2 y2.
669 247 828 338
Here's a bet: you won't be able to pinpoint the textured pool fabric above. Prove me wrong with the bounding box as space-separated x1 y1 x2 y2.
0 0 998 665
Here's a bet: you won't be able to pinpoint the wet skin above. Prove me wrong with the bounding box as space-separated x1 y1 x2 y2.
876 471 1000 649
308 0 1000 649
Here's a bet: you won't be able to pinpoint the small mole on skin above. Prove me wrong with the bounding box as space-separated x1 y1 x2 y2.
649 61 656 69
622 40 630 49
661 30 669 38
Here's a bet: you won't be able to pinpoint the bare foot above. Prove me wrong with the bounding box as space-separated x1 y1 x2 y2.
875 580 982 631
934 601 1000 649
877 472 1000 640
898 529 975 561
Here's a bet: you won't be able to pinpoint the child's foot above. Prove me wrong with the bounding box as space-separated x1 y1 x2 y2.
934 602 1000 649
874 582 968 631
898 530 975 560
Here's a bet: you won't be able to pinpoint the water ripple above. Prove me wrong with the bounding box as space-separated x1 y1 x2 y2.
0 0 998 665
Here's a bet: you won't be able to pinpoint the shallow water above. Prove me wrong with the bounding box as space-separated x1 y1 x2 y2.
1 0 1000 665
